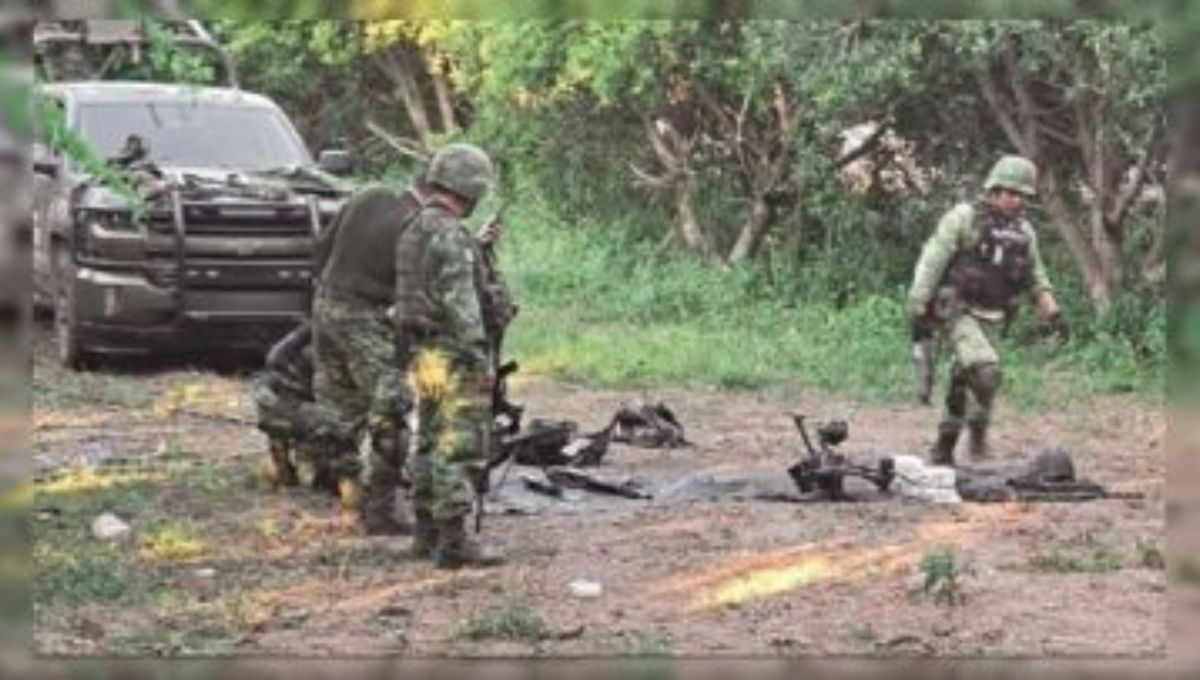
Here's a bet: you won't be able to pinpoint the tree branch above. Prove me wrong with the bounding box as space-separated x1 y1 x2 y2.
834 122 887 170
1108 119 1165 232
364 118 430 162
975 67 1035 159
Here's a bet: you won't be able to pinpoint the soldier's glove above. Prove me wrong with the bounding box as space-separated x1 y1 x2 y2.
909 308 935 342
1046 312 1070 344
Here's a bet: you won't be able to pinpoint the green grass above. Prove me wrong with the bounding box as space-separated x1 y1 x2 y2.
850 624 879 647
494 198 1163 409
32 363 153 411
453 601 551 643
33 542 133 606
32 472 158 607
918 547 963 606
1026 545 1126 574
626 631 671 657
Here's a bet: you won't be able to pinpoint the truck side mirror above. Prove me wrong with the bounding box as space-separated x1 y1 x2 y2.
32 143 60 178
317 149 352 175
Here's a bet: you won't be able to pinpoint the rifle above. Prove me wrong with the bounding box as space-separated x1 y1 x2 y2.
469 211 524 532
910 318 935 406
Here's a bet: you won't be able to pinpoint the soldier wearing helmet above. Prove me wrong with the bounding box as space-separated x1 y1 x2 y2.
392 143 509 568
908 154 1069 466
310 169 427 533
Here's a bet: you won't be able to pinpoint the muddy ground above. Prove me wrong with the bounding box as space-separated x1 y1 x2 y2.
29 331 1170 659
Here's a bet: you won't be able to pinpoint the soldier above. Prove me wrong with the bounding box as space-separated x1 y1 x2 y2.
908 155 1069 466
311 177 425 533
252 320 341 495
393 143 506 569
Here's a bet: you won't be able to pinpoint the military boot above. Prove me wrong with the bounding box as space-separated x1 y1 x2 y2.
264 438 299 488
434 516 505 569
310 464 339 496
361 470 412 536
967 417 991 460
930 420 961 467
410 509 438 559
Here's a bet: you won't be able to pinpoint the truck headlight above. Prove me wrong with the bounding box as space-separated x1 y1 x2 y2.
75 209 145 261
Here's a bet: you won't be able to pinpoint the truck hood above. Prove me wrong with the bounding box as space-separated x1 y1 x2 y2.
77 162 349 216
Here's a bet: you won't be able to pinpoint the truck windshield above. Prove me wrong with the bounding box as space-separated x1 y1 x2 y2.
77 101 312 171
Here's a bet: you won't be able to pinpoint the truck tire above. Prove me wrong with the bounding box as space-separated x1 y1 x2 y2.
53 248 89 370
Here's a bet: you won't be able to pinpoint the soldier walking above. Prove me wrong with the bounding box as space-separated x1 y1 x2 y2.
908 155 1069 466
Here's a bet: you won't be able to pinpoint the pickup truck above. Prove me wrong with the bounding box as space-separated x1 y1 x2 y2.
31 80 350 367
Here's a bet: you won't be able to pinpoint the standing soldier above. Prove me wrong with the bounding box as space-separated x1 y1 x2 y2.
908 155 1070 466
311 179 424 533
393 143 505 569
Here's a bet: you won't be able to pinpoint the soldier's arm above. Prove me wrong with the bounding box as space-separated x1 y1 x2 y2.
907 204 971 315
265 321 312 373
1023 226 1062 322
311 193 355 279
391 218 432 364
428 220 489 373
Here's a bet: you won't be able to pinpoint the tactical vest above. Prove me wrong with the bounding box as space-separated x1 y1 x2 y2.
392 201 457 340
317 186 422 305
393 197 516 350
943 202 1035 311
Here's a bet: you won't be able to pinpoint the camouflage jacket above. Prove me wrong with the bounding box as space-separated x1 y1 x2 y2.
908 200 1052 321
393 201 489 373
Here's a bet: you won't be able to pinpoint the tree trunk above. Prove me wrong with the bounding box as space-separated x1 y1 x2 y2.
1041 173 1112 309
373 49 432 149
429 59 457 133
727 195 770 264
674 176 720 265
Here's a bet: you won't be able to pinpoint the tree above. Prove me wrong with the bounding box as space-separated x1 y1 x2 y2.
945 21 1166 310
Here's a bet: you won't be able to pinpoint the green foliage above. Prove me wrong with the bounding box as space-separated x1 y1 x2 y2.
453 601 550 642
1027 544 1125 573
501 194 1159 403
1135 537 1165 570
210 19 1163 399
33 91 148 217
627 631 671 656
919 547 963 606
850 623 879 646
34 543 132 606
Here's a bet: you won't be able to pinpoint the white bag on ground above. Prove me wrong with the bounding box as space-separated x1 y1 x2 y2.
891 454 961 504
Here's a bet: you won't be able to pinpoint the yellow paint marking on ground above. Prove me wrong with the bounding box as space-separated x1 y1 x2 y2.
659 509 1043 612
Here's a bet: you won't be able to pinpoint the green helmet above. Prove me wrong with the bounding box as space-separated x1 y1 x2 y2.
426 143 494 202
984 155 1037 196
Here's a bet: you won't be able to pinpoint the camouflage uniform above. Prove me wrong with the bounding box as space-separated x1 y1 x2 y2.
252 321 344 492
394 143 504 568
312 186 423 531
908 155 1059 464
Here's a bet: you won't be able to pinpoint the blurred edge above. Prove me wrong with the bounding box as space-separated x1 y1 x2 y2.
1 1 1195 679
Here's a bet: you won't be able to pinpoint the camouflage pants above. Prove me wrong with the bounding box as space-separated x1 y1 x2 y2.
312 291 409 479
409 347 492 522
939 312 1002 433
252 375 348 468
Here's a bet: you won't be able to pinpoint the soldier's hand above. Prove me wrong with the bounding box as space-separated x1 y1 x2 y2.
909 305 934 341
476 216 504 246
1046 312 1070 344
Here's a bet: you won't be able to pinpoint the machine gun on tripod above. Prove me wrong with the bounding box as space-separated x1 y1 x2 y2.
786 414 895 500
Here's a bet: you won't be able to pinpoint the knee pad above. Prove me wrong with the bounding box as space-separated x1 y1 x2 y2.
968 362 1002 405
945 365 969 416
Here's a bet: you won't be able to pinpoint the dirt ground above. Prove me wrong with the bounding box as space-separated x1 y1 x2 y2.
29 332 1170 659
